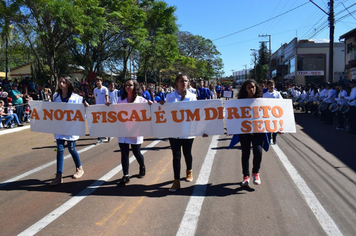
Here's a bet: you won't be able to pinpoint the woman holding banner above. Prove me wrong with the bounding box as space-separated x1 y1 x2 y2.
50 75 88 186
116 79 152 186
238 79 265 187
165 74 197 192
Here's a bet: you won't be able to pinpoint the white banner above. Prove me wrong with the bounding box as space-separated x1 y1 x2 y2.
85 103 153 137
151 100 224 137
30 99 296 137
225 98 296 134
29 101 86 136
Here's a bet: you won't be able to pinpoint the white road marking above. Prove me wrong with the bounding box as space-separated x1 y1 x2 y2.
176 135 219 236
18 140 160 236
0 125 30 135
272 144 343 236
0 144 96 188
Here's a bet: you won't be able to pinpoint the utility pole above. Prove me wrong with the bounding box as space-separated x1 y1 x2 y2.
310 0 334 83
259 34 271 56
243 64 247 80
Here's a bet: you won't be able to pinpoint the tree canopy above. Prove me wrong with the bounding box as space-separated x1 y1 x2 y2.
0 0 224 88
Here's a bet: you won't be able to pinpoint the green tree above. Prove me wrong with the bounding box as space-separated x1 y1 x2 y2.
137 0 178 85
9 0 106 90
176 31 223 80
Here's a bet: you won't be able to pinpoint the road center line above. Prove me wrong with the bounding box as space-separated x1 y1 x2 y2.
17 140 161 236
176 135 219 236
272 144 343 236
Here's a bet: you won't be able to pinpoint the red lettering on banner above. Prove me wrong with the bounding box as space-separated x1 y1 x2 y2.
265 120 278 132
154 106 166 123
259 106 271 118
171 110 185 123
240 107 252 118
140 109 152 121
252 120 265 132
107 111 117 123
43 109 54 120
226 107 241 119
185 109 200 121
271 106 283 118
118 111 128 122
92 112 101 123
241 120 252 132
31 108 40 120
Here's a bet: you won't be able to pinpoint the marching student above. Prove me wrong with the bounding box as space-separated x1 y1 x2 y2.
238 79 265 187
93 76 110 144
342 80 356 134
116 78 152 186
50 75 89 186
165 74 198 192
263 79 282 144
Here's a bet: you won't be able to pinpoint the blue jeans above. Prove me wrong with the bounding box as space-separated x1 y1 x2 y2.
56 139 81 174
1 115 14 126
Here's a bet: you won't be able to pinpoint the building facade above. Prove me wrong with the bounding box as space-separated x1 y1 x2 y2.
270 37 345 85
339 28 356 81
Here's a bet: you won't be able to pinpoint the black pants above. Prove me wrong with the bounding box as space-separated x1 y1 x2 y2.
119 143 144 176
169 138 194 180
349 106 356 134
336 110 344 128
324 104 334 124
240 133 264 177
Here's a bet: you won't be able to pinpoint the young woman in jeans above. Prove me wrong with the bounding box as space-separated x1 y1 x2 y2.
50 75 88 186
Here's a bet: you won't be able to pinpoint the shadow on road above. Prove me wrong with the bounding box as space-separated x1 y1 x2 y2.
293 111 356 172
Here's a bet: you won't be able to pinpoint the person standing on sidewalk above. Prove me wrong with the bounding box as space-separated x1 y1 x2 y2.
116 78 152 186
238 79 265 187
50 75 89 186
93 76 110 144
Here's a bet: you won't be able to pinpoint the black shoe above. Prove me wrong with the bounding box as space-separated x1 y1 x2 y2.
117 176 130 186
138 165 146 178
17 124 24 127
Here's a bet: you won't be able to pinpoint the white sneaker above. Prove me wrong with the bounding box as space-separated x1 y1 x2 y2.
253 173 261 185
241 176 250 186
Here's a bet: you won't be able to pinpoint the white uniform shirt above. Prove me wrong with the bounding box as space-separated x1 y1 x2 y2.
117 96 147 144
323 89 337 103
335 90 348 105
166 90 197 139
53 92 83 141
319 88 328 100
94 86 108 104
263 90 283 99
108 89 120 104
345 87 356 106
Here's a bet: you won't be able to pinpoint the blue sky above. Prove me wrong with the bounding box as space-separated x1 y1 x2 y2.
164 0 356 76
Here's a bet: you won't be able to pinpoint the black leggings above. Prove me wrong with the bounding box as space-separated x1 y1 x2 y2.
169 138 194 180
119 143 144 176
240 133 264 177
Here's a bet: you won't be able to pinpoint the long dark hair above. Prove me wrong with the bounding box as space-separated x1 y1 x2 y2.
175 74 188 101
238 79 262 99
121 79 141 101
54 74 76 101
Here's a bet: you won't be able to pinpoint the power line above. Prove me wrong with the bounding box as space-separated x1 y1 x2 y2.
212 1 310 41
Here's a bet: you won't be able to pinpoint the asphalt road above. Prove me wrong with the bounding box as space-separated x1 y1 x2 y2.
0 101 355 236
